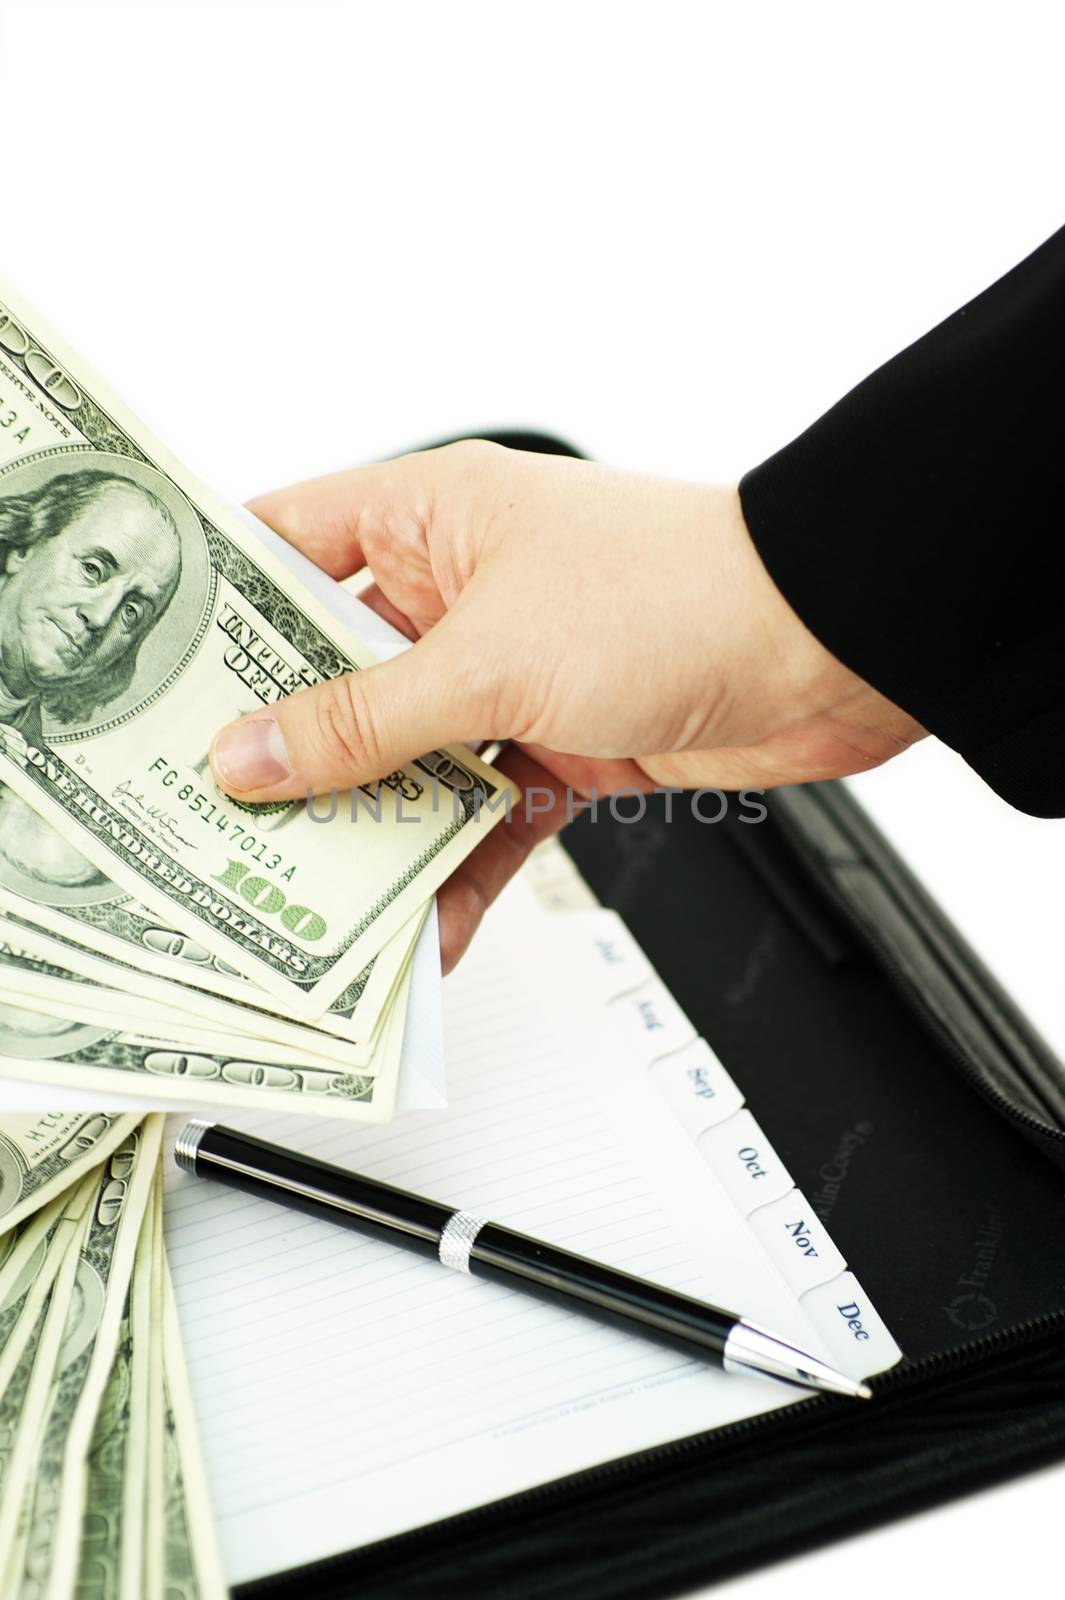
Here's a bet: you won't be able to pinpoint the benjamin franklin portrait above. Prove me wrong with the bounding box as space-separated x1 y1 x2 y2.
0 449 212 740
0 469 182 740
0 779 116 907
0 1000 110 1058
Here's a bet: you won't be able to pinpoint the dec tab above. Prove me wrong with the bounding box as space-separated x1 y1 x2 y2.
801 1271 903 1378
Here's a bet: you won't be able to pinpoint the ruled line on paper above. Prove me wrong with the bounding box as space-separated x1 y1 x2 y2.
226 1361 702 1521
162 879 813 1583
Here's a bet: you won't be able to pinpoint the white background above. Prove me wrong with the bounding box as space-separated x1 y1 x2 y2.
1 2 1063 1594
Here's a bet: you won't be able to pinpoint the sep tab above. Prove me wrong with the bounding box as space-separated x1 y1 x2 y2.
748 1190 847 1294
649 1039 744 1139
697 1109 792 1214
801 1271 903 1378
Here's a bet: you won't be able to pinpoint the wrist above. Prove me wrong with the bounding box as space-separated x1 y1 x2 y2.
721 483 860 724
712 484 923 774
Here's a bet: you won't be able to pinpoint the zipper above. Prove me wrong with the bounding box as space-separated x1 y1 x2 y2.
824 880 1065 1146
242 1305 1065 1595
244 795 1065 1595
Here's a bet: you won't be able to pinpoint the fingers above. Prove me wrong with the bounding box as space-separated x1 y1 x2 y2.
436 747 578 972
247 438 511 584
355 582 420 641
246 444 462 583
519 744 659 798
246 452 432 580
247 469 374 581
209 612 486 800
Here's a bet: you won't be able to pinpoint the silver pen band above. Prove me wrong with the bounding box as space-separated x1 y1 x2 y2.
174 1119 212 1174
438 1209 487 1273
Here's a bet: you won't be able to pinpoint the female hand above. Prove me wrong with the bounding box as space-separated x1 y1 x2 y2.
210 442 921 967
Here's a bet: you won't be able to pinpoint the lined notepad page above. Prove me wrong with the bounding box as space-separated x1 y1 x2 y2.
164 877 898 1588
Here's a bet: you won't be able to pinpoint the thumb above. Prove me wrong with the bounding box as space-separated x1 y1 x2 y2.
209 618 486 801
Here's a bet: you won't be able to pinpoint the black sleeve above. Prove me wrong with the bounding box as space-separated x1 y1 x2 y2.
739 224 1065 818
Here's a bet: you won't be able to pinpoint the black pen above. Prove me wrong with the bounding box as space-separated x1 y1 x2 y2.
175 1122 871 1400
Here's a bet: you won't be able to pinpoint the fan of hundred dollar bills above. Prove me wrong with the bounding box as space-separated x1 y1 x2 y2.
0 281 514 1120
0 1114 224 1599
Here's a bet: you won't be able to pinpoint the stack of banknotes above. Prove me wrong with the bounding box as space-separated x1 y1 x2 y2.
0 1113 224 1598
0 282 514 1120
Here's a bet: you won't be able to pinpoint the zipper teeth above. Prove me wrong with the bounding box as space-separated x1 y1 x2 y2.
789 799 1065 1145
823 887 1065 1142
769 801 1065 1145
243 1307 1065 1596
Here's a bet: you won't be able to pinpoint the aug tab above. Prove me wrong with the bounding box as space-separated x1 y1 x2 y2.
605 977 696 1065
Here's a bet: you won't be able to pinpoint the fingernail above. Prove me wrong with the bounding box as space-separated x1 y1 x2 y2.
211 717 292 790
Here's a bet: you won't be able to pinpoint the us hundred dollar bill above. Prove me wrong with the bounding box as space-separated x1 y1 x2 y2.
0 776 420 1052
0 281 515 1017
0 934 388 1074
9 1119 162 1600
0 961 411 1120
0 874 417 1069
76 1178 154 1600
159 1251 227 1599
144 1177 166 1600
0 1178 95 1406
0 1113 140 1234
0 1195 93 1572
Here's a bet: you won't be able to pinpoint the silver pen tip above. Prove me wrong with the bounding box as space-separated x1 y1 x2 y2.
723 1319 873 1401
798 1367 873 1401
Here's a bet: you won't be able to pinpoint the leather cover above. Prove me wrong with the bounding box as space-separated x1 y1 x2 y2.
241 788 1065 1599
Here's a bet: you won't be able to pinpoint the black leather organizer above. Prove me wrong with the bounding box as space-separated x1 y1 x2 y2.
242 781 1065 1600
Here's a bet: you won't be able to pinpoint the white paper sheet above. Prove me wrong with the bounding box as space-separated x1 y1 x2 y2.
162 878 886 1588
